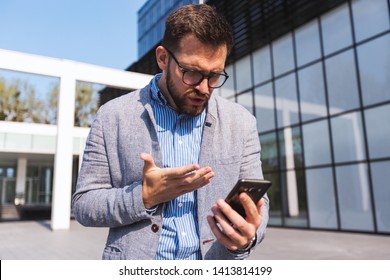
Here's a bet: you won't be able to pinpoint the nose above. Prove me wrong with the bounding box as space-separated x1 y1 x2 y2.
194 77 210 95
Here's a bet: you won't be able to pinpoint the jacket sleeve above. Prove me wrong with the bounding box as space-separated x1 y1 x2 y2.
71 108 151 228
233 112 270 258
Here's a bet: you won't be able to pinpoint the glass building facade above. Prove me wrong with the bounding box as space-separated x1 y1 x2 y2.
133 0 390 234
215 0 390 234
137 0 201 58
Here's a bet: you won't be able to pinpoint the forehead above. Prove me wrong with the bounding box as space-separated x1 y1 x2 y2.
175 35 228 71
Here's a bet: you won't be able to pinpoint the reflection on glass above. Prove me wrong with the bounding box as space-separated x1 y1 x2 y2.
0 69 59 124
306 167 338 229
321 3 353 55
325 50 360 115
264 171 282 226
255 83 275 132
295 19 321 67
331 112 366 163
371 161 390 233
298 62 327 121
235 55 252 93
26 164 54 205
352 0 390 42
278 126 303 170
365 104 390 159
272 33 294 76
253 46 272 85
281 169 308 227
236 91 253 115
302 120 332 167
336 163 374 231
74 81 102 127
219 64 235 98
358 34 390 106
275 74 299 128
0 166 16 204
259 132 279 172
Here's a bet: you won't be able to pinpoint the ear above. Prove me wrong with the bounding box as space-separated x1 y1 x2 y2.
156 46 169 71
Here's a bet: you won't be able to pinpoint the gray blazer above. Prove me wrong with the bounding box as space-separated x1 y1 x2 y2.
72 81 269 260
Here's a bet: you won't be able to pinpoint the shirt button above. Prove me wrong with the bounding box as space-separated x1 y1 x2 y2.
178 202 183 207
178 140 183 145
151 224 159 233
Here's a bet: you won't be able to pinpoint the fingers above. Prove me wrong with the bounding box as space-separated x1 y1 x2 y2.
207 204 249 250
175 166 214 184
208 196 262 251
140 153 157 172
140 152 215 207
239 193 262 227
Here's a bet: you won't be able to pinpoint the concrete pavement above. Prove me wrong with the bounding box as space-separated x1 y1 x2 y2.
0 219 389 260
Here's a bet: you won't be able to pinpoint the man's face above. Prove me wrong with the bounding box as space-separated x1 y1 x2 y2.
161 35 228 116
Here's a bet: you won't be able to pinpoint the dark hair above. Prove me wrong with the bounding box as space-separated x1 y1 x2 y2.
162 4 234 55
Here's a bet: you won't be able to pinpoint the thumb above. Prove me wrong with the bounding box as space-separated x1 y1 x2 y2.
140 153 156 172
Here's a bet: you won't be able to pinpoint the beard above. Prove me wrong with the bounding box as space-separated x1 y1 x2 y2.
165 66 210 117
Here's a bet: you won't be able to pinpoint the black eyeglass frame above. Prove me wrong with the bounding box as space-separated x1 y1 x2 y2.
163 46 229 89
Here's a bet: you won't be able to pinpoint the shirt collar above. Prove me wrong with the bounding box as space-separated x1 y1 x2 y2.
150 73 168 105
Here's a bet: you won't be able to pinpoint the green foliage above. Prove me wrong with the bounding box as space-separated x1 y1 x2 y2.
74 82 99 127
0 78 48 123
0 77 98 127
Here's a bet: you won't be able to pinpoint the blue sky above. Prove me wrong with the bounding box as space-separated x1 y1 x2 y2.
0 0 147 70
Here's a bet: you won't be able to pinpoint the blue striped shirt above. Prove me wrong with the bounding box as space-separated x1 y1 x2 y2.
150 74 206 260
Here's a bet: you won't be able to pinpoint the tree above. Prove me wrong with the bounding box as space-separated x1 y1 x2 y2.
74 81 99 127
0 78 47 123
0 77 99 127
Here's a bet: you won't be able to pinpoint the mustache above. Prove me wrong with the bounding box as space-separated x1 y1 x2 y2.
186 90 210 99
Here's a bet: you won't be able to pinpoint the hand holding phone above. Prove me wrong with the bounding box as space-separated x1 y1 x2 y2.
225 179 272 217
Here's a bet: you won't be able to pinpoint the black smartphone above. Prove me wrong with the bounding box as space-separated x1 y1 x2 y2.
225 179 272 217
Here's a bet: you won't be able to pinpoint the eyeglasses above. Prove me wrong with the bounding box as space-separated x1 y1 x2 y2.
164 46 229 89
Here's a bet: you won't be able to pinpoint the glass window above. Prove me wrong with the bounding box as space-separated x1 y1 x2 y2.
295 20 321 66
365 104 390 159
165 0 171 13
321 3 353 55
235 55 252 93
0 70 59 124
275 74 299 128
371 160 390 233
298 62 327 122
259 132 279 173
306 167 338 229
236 91 253 115
156 1 162 18
278 127 303 170
281 169 308 227
336 163 374 231
253 45 272 85
264 171 282 226
302 120 332 167
325 50 360 115
74 81 102 128
358 34 390 106
352 0 390 42
219 64 235 98
272 33 295 76
254 83 275 132
331 112 366 163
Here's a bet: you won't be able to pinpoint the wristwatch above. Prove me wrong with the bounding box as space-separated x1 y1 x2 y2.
238 235 257 251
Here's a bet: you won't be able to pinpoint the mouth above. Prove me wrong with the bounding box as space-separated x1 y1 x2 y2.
188 97 206 106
